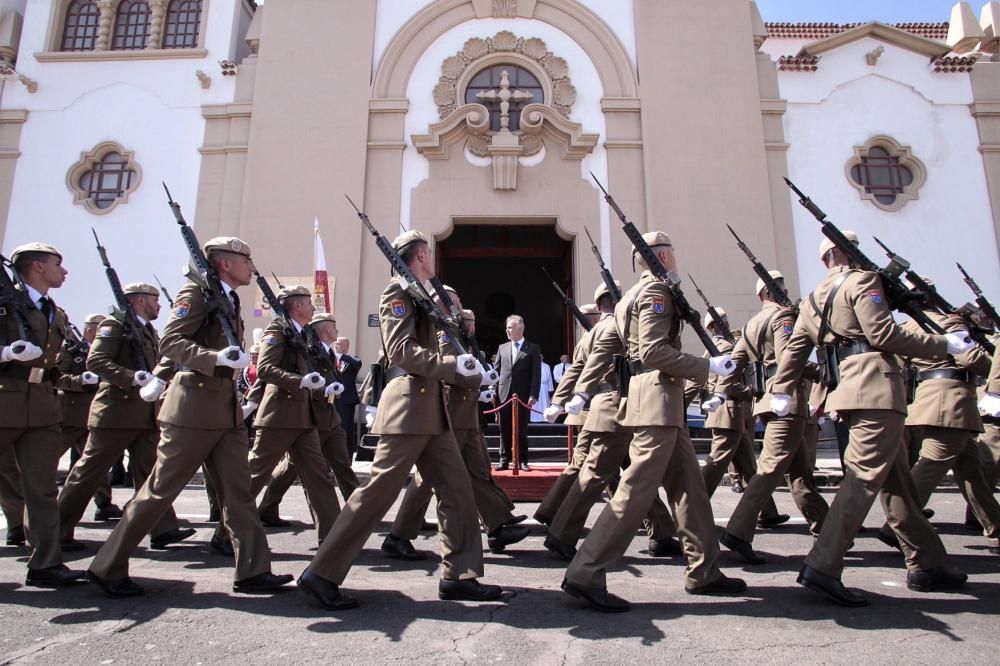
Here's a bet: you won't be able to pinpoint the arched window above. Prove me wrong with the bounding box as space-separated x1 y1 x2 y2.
61 0 101 52
163 0 202 49
464 64 544 132
112 0 152 51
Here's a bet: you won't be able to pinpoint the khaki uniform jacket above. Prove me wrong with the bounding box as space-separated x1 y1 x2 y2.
0 298 67 428
700 336 752 430
253 320 319 430
772 266 947 415
86 316 160 430
56 342 97 428
575 314 626 433
617 272 709 428
986 337 1000 394
904 311 991 431
157 280 245 430
550 324 599 426
371 280 479 436
438 330 482 431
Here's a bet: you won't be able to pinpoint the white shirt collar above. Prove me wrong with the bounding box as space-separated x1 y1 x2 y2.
511 337 524 345
291 319 303 333
220 281 236 298
136 315 148 326
25 283 45 307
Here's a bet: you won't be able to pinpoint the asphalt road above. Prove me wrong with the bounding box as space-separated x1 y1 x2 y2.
1 471 998 665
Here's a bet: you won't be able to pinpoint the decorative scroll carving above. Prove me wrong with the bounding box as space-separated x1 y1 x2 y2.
493 0 517 18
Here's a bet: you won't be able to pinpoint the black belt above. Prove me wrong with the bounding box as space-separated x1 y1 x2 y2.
386 366 406 381
595 381 615 394
983 415 1000 426
213 366 239 380
837 339 877 360
916 369 975 384
0 365 57 384
629 360 654 376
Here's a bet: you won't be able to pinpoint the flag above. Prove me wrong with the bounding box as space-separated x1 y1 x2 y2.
314 218 331 312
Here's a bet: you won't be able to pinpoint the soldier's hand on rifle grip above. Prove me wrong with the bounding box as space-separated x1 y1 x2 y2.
979 392 1000 418
216 345 249 369
945 331 974 355
300 372 325 390
132 370 154 387
324 381 345 397
140 377 166 402
771 393 792 417
479 389 495 404
81 371 100 385
480 367 499 386
455 354 480 376
1 341 41 363
709 354 735 377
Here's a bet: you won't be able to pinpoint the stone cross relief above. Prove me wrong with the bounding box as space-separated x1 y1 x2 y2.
475 70 533 132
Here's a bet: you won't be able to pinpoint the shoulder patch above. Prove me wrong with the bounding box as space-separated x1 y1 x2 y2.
390 299 406 317
783 321 794 335
439 331 450 343
97 326 114 338
868 290 883 305
651 294 665 315
173 301 190 318
264 334 280 346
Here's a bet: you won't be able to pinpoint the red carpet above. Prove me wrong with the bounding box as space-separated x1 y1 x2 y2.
492 466 565 501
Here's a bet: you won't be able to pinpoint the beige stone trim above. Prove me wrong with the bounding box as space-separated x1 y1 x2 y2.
35 48 208 62
844 135 926 212
601 97 641 112
412 103 491 159
198 145 248 155
369 98 410 113
519 103 598 159
202 102 253 119
799 21 951 59
0 110 28 123
65 140 143 215
0 108 26 246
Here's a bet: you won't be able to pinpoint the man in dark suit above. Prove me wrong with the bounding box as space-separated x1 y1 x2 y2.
493 315 541 471
334 336 362 459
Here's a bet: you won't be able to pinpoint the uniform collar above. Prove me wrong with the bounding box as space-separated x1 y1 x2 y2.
25 283 45 305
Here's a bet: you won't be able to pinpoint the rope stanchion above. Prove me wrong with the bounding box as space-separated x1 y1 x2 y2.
483 393 542 476
566 424 574 464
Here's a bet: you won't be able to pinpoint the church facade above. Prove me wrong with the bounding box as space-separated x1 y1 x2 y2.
1 0 999 361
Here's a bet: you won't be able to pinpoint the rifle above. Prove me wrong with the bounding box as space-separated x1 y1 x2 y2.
427 276 492 370
153 274 174 308
542 267 592 332
591 172 723 357
0 253 40 349
62 322 89 358
725 224 797 312
345 195 476 370
91 229 151 373
869 237 994 353
252 271 320 375
784 178 945 336
584 227 622 305
162 183 243 359
957 262 1000 331
687 273 735 344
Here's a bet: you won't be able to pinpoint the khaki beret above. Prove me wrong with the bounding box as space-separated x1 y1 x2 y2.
703 307 727 329
203 236 252 258
11 242 62 264
277 285 311 302
818 230 858 260
310 312 337 326
391 230 429 254
632 231 672 255
123 282 159 297
594 280 623 303
461 308 475 322
84 313 106 325
580 303 599 315
754 270 784 296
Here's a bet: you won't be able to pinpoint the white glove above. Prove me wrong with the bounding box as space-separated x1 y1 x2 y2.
770 393 792 417
139 377 166 402
808 403 818 417
565 394 587 415
299 372 325 390
81 371 100 385
364 405 376 428
709 354 735 377
543 404 563 423
241 400 259 420
132 371 153 387
1 341 42 363
479 389 495 403
324 381 345 397
979 392 1000 418
216 346 250 369
455 354 480 377
702 394 725 413
945 331 975 356
480 368 500 386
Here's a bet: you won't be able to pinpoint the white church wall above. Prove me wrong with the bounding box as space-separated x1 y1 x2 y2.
778 36 1000 307
0 0 245 323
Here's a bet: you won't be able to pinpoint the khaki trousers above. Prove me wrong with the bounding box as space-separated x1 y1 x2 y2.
904 425 999 544
702 427 780 520
89 423 272 582
727 415 828 541
968 423 1000 523
60 425 111 508
0 426 63 569
59 429 180 541
257 426 360 517
549 429 674 544
0 446 24 530
391 427 514 539
536 427 591 524
566 425 721 590
805 410 946 577
308 431 483 584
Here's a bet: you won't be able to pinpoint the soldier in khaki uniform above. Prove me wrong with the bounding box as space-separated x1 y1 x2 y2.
772 231 973 606
876 300 999 555
256 312 360 526
59 284 194 551
0 243 84 585
543 285 679 563
562 232 746 612
298 230 504 610
974 337 1000 527
715 272 829 564
87 237 292 597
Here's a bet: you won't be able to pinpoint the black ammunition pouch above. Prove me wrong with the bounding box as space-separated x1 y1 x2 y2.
370 363 386 405
750 361 767 399
819 344 840 390
916 369 975 384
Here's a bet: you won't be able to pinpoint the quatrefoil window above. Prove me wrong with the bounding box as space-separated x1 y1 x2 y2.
67 142 143 215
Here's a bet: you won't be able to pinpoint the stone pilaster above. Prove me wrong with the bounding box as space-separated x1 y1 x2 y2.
94 0 115 51
148 0 166 49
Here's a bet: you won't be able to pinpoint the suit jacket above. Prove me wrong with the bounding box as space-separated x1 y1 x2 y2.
87 316 160 430
494 338 541 403
0 294 67 428
336 354 362 406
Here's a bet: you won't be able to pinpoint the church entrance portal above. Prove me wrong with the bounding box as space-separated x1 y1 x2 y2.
436 222 575 367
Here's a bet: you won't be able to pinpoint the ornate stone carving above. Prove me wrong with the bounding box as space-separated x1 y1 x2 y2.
493 0 517 18
148 0 168 49
95 0 115 51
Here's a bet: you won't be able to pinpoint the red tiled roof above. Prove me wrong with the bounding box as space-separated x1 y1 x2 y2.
776 55 819 72
765 22 949 41
932 55 979 72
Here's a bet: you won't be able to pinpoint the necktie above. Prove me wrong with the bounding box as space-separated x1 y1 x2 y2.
231 290 241 311
39 296 52 323
513 341 520 364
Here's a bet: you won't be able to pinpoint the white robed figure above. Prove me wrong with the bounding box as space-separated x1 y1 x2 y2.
532 359 554 422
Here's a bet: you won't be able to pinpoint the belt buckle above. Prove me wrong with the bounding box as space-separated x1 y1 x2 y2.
28 367 44 384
